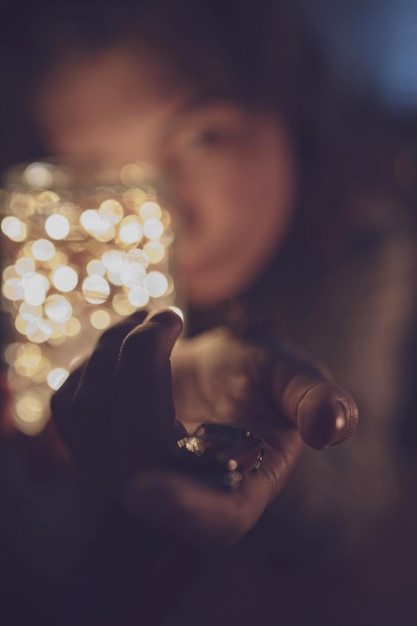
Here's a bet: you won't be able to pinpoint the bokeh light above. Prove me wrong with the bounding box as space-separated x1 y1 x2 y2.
45 214 70 240
1 160 176 435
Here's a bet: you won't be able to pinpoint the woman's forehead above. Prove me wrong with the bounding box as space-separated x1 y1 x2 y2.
38 46 244 158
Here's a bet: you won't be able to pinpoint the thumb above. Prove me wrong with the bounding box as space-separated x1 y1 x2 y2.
110 308 183 465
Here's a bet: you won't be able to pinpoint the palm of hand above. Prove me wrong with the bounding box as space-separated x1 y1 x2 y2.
52 310 357 544
171 328 302 494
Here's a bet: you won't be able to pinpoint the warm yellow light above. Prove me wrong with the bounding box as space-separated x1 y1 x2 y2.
37 190 60 206
47 367 69 390
118 216 143 245
2 265 18 281
63 317 82 337
80 210 115 242
128 286 149 308
27 319 53 343
2 278 23 301
32 239 55 261
143 218 163 240
9 192 35 218
52 266 78 292
143 241 165 264
143 271 168 297
48 250 68 268
15 257 35 276
90 309 111 330
107 269 123 286
120 163 145 187
102 250 124 272
29 356 52 383
80 209 101 231
22 272 49 305
24 162 54 189
102 250 124 284
15 391 46 423
15 315 33 335
1 160 176 437
45 214 70 240
120 261 146 287
123 187 148 211
44 295 73 323
82 275 110 304
126 248 149 267
140 201 162 221
112 293 136 316
1 216 27 242
19 302 42 322
86 259 105 276
15 342 42 366
99 199 124 225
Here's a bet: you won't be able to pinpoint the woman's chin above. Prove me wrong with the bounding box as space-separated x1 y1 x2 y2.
184 273 246 309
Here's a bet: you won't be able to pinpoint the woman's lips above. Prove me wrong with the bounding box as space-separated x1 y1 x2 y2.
179 252 227 281
180 259 214 281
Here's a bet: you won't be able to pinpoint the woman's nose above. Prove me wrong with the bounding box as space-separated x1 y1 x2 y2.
158 163 201 235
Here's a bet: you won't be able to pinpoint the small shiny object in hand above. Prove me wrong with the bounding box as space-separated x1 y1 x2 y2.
175 423 265 490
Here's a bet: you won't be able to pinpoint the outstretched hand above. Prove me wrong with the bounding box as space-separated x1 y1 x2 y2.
52 308 358 544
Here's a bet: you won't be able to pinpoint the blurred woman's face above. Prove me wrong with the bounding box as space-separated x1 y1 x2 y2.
38 47 296 306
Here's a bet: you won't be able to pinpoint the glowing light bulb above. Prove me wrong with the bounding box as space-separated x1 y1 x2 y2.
120 261 146 287
82 275 110 304
24 162 54 188
120 163 145 187
143 271 168 297
1 216 27 241
2 279 23 301
52 266 78 292
44 295 73 323
127 248 149 267
63 318 82 337
118 216 143 245
90 309 112 330
112 293 136 316
9 192 35 218
128 286 149 308
27 319 53 343
140 201 162 221
22 272 49 305
47 368 69 390
143 218 163 240
87 260 105 276
15 257 35 276
19 302 42 322
99 199 124 225
15 391 46 423
80 209 101 232
143 241 165 264
45 214 70 240
32 239 55 261
102 250 124 272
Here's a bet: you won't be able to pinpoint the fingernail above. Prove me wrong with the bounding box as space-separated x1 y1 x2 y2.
327 401 348 447
146 307 184 330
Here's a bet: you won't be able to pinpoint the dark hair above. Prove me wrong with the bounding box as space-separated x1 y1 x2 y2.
0 0 399 270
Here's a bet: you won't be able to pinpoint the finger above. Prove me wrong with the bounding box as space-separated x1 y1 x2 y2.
123 469 269 545
50 362 84 434
51 311 147 454
110 308 183 465
122 425 301 545
275 358 359 449
74 310 148 401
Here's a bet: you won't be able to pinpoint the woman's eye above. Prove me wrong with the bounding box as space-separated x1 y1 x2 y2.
185 127 237 152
